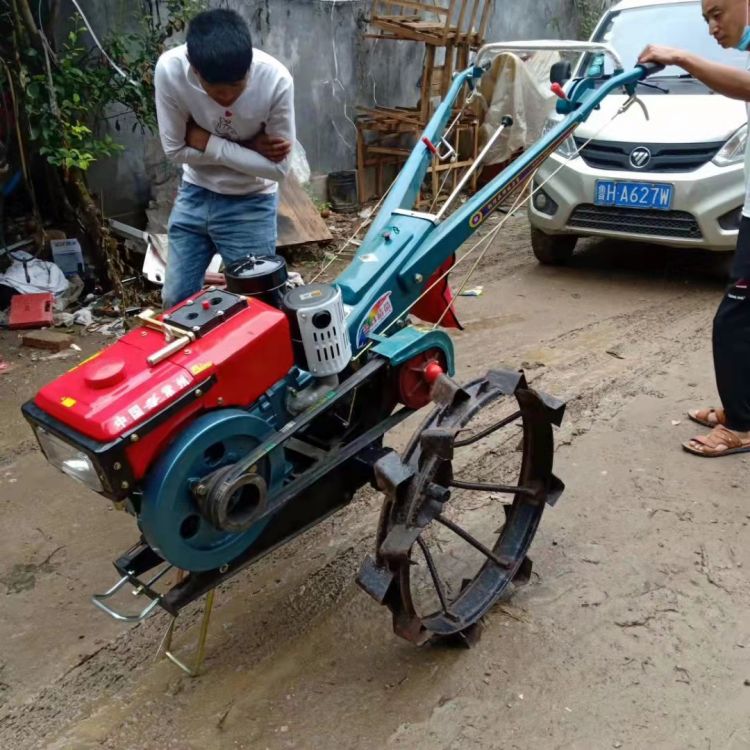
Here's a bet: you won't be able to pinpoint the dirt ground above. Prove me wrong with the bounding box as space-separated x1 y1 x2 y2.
1 213 749 750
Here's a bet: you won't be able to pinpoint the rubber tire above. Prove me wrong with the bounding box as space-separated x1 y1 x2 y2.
530 227 578 266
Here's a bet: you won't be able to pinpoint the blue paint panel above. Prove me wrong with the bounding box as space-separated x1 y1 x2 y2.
338 214 438 352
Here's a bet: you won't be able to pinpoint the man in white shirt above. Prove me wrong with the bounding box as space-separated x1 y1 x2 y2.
639 0 750 456
154 8 295 309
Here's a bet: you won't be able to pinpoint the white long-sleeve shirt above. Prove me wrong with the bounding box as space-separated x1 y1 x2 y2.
154 44 295 196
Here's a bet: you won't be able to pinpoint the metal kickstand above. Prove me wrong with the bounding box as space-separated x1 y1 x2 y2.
157 584 217 678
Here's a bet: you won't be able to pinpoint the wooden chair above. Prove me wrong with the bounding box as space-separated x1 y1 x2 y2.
368 0 492 47
356 0 491 201
356 109 479 205
367 0 493 124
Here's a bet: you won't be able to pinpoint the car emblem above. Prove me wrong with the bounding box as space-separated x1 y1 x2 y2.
629 146 652 169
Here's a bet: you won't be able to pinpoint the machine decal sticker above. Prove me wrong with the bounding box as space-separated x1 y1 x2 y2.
299 289 323 301
190 362 212 376
107 375 196 436
357 292 393 348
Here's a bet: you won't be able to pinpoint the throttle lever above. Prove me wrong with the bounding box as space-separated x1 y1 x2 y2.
550 82 568 100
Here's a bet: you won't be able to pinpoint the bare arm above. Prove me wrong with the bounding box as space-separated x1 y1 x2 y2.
639 44 750 101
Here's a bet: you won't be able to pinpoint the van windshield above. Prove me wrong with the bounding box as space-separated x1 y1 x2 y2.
585 1 747 77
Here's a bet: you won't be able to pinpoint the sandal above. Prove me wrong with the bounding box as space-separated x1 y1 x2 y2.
687 407 726 428
683 424 750 458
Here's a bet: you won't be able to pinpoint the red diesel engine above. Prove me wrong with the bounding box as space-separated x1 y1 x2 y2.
23 288 294 501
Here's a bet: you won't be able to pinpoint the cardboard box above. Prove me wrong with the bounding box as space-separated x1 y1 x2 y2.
50 238 85 277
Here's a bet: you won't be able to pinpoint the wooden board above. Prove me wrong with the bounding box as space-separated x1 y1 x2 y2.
276 174 333 248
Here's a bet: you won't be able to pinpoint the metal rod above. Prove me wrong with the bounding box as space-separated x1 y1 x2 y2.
436 116 513 220
138 308 194 342
475 40 624 71
91 573 163 623
435 515 513 570
416 537 451 616
454 410 522 447
449 478 535 496
194 588 215 671
147 334 192 367
132 564 174 596
162 588 216 678
360 67 476 245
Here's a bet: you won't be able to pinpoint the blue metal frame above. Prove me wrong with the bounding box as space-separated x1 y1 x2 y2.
337 63 655 358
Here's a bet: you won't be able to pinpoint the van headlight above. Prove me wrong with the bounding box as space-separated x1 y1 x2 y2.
713 124 748 167
542 115 578 159
36 427 104 493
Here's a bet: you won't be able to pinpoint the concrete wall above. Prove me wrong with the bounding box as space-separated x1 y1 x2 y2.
81 0 580 223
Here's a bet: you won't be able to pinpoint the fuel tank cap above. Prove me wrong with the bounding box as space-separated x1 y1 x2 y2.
84 359 126 389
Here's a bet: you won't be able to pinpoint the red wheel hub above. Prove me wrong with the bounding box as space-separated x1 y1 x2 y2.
398 349 446 409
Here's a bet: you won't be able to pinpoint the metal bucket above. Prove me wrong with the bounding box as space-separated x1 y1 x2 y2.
327 170 359 213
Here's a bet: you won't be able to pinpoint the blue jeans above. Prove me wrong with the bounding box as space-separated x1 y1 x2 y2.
163 181 278 308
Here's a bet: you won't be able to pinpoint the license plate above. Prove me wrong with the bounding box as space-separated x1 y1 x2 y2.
594 180 673 211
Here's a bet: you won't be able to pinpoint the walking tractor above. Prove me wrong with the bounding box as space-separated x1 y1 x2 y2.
23 43 663 673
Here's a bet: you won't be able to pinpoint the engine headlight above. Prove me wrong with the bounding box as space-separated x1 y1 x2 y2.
541 115 578 159
36 427 104 493
713 124 748 167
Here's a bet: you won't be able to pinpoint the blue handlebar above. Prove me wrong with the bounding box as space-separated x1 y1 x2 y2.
337 61 662 351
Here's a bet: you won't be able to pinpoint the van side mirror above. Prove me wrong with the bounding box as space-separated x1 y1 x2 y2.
550 61 572 85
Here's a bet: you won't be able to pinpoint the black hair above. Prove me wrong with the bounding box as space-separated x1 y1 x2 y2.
186 9 253 84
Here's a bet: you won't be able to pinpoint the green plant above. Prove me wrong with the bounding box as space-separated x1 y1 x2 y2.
1 0 206 292
21 27 125 171
304 183 331 214
572 0 611 40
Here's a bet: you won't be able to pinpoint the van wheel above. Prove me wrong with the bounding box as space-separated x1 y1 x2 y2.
531 228 578 265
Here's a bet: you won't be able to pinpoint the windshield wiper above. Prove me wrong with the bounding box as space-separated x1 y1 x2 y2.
568 74 669 93
636 79 670 93
655 73 695 80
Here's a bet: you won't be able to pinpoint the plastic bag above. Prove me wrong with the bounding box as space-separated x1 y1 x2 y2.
289 139 311 185
0 251 69 297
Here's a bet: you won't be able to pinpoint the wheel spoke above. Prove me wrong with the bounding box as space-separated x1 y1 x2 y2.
449 478 535 496
416 537 452 616
453 410 522 448
435 514 513 570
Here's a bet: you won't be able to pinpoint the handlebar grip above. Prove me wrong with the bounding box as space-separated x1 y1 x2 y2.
638 61 665 79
